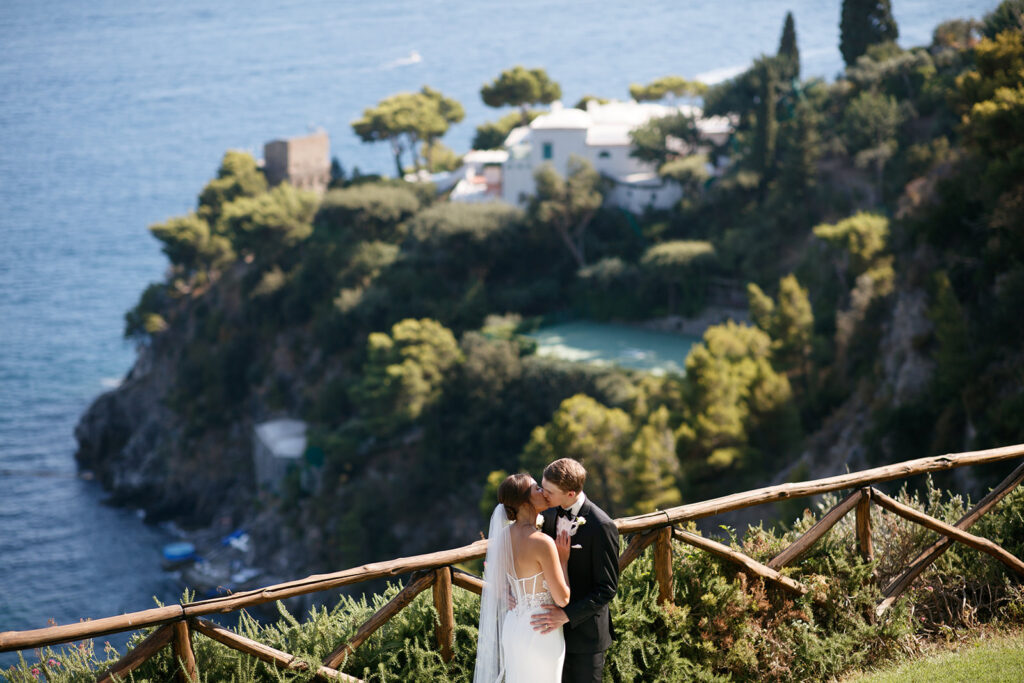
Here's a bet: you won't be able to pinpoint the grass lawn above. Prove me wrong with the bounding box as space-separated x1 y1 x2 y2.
848 631 1024 682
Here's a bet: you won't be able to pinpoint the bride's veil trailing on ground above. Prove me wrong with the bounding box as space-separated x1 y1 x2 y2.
474 504 515 683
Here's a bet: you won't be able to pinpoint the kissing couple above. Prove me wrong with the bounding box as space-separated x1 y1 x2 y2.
474 458 620 683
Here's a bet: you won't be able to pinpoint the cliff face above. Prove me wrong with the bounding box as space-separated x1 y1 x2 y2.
72 265 473 581
76 343 180 511
714 281 938 531
797 283 937 480
75 277 257 529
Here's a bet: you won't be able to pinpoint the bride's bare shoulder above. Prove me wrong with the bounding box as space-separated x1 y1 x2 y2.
524 529 556 550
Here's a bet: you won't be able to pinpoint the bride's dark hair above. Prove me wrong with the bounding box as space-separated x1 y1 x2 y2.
497 473 534 521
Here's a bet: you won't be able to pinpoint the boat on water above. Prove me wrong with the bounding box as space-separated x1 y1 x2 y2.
161 541 197 570
180 559 263 599
161 530 264 598
384 50 422 68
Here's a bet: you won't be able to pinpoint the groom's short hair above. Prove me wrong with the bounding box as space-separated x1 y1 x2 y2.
544 458 586 493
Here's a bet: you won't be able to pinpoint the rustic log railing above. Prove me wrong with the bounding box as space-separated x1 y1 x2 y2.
3 443 1024 681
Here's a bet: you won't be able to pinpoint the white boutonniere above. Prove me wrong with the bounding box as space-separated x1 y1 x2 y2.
536 513 544 530
569 516 586 536
568 516 586 549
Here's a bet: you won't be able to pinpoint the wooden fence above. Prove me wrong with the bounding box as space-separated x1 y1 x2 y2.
3 443 1024 682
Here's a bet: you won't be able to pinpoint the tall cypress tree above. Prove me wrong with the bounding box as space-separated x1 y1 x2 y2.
840 0 899 66
777 100 822 213
777 11 800 80
754 58 779 189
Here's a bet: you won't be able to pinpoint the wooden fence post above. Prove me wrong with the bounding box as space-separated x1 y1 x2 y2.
172 620 198 682
856 488 873 563
451 568 484 595
433 568 455 662
618 529 659 572
871 488 1024 576
877 459 1024 615
654 526 673 605
768 489 862 569
96 623 175 683
191 618 361 681
323 571 435 669
673 528 809 596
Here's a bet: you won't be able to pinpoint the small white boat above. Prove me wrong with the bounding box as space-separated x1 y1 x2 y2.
384 50 423 68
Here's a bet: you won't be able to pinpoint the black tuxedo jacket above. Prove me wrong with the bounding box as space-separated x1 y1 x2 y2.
542 497 620 654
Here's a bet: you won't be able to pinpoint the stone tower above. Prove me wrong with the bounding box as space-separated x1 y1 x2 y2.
263 131 331 194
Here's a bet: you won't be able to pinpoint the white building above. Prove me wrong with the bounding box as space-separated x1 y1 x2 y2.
252 418 308 492
500 100 732 214
449 149 508 203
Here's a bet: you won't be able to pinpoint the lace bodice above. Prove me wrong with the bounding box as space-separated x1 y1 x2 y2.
508 571 553 614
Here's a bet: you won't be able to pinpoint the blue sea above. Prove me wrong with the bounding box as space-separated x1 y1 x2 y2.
0 0 998 667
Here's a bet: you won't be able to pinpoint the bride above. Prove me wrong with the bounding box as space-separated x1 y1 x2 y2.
474 473 571 683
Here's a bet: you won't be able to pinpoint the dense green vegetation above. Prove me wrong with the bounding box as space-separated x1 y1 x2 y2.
8 481 1024 681
122 1 1024 554
66 1 1024 678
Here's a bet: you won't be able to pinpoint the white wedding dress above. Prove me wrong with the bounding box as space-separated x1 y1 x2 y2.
474 506 565 683
502 568 565 682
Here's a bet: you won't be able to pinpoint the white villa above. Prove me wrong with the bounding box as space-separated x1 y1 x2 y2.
496 99 732 214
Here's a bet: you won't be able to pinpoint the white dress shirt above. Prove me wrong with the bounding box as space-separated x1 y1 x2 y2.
555 492 587 535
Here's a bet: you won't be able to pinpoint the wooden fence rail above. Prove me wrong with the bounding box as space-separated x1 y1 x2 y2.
3 443 1024 681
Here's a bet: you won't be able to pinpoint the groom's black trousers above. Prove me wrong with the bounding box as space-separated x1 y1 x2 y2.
562 651 605 683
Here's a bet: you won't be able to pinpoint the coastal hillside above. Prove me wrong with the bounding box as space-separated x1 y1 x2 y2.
76 3 1024 587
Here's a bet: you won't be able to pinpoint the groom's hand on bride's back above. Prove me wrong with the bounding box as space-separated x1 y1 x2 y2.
531 604 569 634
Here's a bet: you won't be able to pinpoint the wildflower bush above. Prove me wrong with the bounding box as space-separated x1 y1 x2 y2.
6 481 1023 682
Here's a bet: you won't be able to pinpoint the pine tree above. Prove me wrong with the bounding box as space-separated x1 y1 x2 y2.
624 407 682 515
519 394 633 516
351 318 463 435
772 274 814 374
674 321 798 472
840 0 900 67
777 11 800 80
747 275 814 376
929 271 970 401
481 65 561 125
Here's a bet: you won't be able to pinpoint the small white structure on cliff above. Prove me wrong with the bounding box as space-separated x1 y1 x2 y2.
500 100 732 214
252 418 307 492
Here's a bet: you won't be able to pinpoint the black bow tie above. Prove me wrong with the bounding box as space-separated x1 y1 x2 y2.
556 507 576 520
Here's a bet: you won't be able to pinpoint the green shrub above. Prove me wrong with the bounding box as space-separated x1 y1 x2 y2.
316 184 421 244
405 202 522 263
124 282 171 341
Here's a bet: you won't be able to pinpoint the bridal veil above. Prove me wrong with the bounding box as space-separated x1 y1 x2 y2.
473 504 515 683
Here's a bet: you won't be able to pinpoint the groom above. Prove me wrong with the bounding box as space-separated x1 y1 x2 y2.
533 457 620 683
